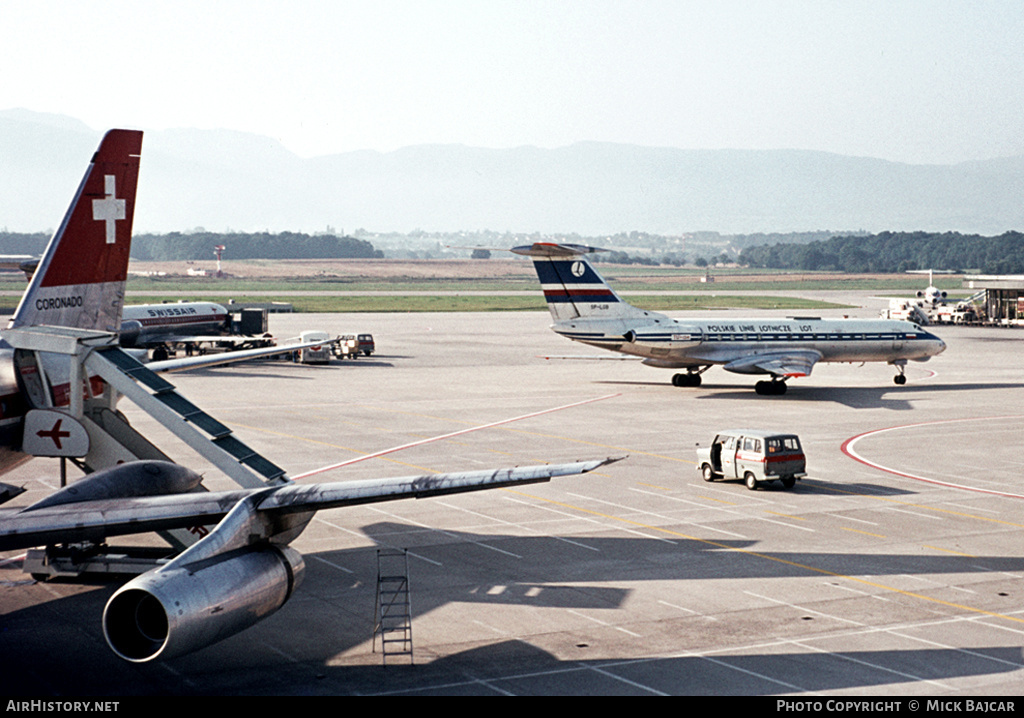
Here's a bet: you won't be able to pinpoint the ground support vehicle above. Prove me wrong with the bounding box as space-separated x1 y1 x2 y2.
299 331 333 364
357 333 375 356
697 429 806 490
333 335 359 359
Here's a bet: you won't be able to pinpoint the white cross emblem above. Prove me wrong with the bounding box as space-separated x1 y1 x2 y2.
92 175 125 244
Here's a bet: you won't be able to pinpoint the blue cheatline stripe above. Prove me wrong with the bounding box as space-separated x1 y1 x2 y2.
565 331 930 343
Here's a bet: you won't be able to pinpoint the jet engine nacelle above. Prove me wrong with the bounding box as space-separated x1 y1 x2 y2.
103 544 305 662
118 319 143 348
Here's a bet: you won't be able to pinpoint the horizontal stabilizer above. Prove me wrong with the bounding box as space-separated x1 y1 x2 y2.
510 243 606 258
0 482 26 506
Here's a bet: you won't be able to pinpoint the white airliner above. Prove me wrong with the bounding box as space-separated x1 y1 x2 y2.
119 300 297 362
513 243 946 394
0 131 614 662
120 300 231 355
914 269 949 309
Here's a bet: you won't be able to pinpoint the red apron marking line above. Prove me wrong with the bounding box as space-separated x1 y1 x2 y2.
292 392 622 481
842 415 1024 499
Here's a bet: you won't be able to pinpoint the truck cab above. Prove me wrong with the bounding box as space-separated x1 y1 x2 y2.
357 334 375 356
697 429 806 490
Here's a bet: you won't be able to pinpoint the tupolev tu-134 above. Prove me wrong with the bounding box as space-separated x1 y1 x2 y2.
0 131 616 663
513 243 946 395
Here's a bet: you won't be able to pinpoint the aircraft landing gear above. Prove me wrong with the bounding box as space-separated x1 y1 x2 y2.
672 372 701 387
891 359 908 385
671 368 707 387
754 379 787 395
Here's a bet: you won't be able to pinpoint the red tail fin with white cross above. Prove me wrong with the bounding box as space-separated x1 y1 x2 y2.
8 129 143 333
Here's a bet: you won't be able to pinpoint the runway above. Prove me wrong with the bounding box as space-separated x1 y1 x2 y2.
2 303 1024 695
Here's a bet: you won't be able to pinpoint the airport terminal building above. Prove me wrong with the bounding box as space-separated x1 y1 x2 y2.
964 275 1024 324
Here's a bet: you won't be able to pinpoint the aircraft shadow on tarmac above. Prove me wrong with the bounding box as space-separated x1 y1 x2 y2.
356 640 1024 696
596 380 1024 410
4 522 1023 694
325 640 1024 696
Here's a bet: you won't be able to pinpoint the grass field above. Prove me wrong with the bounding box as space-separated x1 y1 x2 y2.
0 260 967 312
80 294 850 313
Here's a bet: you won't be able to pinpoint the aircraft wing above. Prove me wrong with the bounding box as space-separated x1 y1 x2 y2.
142 334 272 346
0 458 619 551
144 340 322 373
539 354 641 361
723 350 823 378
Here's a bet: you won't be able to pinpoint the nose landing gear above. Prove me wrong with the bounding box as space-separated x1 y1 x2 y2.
892 359 907 385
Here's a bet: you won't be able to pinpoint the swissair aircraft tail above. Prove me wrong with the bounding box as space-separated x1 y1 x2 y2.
8 129 143 333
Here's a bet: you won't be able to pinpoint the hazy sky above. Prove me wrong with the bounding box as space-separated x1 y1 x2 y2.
3 1 1023 164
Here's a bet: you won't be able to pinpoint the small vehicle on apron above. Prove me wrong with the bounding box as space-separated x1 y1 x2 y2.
697 430 806 490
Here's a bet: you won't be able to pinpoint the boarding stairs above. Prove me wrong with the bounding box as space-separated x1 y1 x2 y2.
4 326 289 576
84 346 287 488
373 548 414 665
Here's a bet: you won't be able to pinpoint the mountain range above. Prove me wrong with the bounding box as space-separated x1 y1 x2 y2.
2 109 1022 236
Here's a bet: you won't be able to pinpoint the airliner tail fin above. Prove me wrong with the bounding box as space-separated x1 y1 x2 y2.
9 129 143 333
511 243 649 322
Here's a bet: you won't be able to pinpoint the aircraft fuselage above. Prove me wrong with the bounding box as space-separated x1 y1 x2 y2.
120 302 230 348
553 316 946 371
0 345 34 474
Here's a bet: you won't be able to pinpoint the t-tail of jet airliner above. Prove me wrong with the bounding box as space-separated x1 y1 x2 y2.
513 243 946 395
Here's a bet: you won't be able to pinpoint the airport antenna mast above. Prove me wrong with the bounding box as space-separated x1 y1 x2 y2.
214 244 225 277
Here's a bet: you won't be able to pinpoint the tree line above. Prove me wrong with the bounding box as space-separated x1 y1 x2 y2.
738 231 1024 274
0 231 384 261
5 228 1021 272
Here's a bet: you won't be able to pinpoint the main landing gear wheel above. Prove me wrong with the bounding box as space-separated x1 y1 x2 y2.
745 471 759 490
893 373 907 385
754 380 787 395
672 372 702 387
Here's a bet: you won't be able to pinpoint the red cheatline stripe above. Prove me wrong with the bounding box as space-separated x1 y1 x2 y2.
543 289 615 297
292 392 622 481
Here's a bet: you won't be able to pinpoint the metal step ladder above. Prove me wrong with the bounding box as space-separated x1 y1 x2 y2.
373 548 413 665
